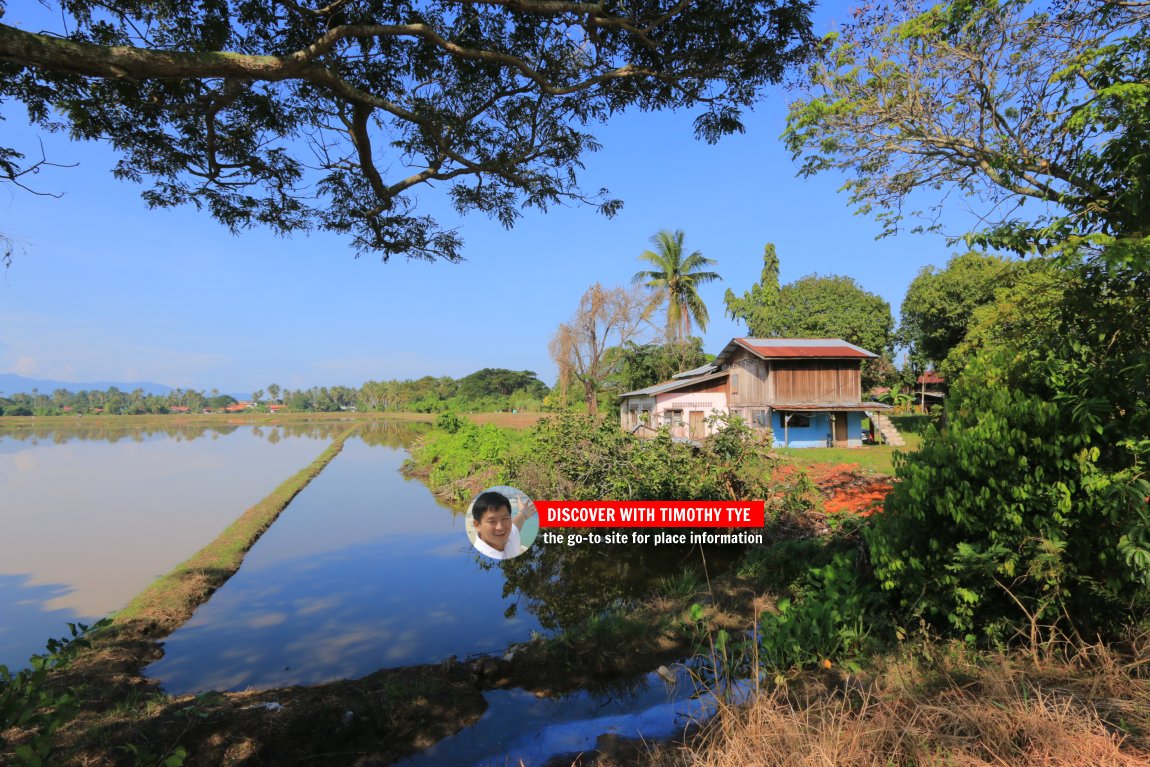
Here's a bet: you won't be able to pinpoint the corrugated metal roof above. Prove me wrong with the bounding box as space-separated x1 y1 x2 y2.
737 337 875 358
620 370 728 398
671 363 718 379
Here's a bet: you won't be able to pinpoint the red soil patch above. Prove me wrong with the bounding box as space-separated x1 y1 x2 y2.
776 462 893 517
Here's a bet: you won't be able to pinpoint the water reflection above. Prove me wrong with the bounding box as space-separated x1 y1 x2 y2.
146 437 539 694
501 539 734 632
0 423 356 670
0 419 426 447
399 665 722 767
0 574 81 669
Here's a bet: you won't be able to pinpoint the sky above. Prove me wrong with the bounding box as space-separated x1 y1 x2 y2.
0 0 979 394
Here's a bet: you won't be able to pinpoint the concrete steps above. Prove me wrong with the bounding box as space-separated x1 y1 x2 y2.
870 413 906 447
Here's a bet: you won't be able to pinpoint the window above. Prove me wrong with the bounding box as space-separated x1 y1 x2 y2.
785 413 811 428
752 409 769 428
731 373 739 395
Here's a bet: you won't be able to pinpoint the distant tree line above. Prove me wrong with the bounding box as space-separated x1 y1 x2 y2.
0 369 549 416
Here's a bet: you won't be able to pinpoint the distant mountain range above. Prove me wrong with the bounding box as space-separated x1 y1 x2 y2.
0 373 173 397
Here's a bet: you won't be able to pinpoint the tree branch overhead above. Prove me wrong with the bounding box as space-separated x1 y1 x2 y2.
0 0 815 260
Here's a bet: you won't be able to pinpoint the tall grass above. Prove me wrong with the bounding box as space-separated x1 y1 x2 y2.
643 636 1150 767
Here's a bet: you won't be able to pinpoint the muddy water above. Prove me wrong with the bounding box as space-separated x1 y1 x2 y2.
145 433 542 693
0 422 352 670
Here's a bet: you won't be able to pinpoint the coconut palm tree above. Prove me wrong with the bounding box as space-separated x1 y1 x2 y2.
632 229 721 340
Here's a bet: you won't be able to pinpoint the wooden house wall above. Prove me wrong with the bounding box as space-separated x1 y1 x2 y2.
771 361 860 404
727 349 768 406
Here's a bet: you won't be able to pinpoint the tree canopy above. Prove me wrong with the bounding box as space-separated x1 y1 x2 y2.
456 368 547 400
898 251 1019 371
549 282 648 416
606 337 710 393
722 242 779 336
725 245 893 357
727 262 894 389
0 0 815 261
784 0 1150 260
632 229 721 340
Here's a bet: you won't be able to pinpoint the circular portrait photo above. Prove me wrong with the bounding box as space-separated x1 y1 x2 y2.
466 485 539 561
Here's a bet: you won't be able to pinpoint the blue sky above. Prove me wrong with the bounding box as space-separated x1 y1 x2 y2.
0 1 976 393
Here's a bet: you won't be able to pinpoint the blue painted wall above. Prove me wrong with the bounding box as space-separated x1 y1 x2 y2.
773 411 830 448
772 411 866 448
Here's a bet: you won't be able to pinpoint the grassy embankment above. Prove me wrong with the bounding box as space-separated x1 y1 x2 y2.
112 424 359 632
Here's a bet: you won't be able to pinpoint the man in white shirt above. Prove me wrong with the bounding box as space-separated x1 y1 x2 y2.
471 490 534 560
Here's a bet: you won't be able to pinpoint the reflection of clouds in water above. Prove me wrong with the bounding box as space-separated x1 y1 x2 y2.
0 428 332 636
0 574 89 671
294 596 340 616
11 452 39 472
247 612 288 628
426 541 468 557
382 630 423 663
146 439 543 694
284 626 382 663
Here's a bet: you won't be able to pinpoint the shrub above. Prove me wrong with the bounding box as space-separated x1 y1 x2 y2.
867 261 1150 641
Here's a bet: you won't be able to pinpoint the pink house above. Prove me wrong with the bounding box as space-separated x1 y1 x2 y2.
618 365 729 440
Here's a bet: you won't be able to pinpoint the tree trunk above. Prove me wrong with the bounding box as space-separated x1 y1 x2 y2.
583 381 598 417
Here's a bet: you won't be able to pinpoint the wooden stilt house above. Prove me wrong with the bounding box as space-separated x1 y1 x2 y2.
619 338 891 447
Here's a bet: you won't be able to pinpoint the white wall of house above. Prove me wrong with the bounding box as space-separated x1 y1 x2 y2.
654 392 728 439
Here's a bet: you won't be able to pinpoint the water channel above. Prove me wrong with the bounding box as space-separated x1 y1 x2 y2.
145 431 541 693
2 419 720 766
0 421 351 670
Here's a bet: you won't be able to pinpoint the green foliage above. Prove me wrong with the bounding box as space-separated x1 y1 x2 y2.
737 537 835 599
877 388 914 411
118 744 188 767
723 243 780 336
785 0 1150 260
606 338 712 394
757 552 883 672
510 412 776 502
942 258 1065 383
898 251 1020 371
1 369 550 417
455 369 549 403
405 419 527 498
868 258 1150 640
759 274 893 358
632 229 722 339
1 0 815 260
1 620 110 767
433 411 464 434
724 246 894 386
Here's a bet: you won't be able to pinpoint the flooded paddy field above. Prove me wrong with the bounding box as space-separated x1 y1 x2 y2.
0 422 359 669
2 418 737 766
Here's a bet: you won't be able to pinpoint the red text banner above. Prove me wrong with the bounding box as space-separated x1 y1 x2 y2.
535 501 765 528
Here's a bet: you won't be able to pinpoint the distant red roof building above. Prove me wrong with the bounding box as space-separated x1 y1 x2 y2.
268 404 287 412
170 406 190 413
917 371 945 385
